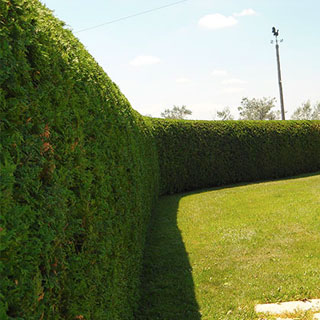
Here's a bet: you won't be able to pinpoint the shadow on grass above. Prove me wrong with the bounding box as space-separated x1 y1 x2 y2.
136 170 320 319
136 194 201 320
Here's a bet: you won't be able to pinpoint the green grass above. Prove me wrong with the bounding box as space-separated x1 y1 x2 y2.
137 173 320 320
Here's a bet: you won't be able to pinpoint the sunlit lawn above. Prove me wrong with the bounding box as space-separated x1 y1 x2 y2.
137 173 320 320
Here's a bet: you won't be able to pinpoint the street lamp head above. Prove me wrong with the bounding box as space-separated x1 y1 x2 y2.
272 27 279 37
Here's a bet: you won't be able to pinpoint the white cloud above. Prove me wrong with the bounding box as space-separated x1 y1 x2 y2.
198 13 238 30
221 78 247 85
130 55 161 67
212 69 228 77
176 77 191 84
233 9 256 17
220 78 247 94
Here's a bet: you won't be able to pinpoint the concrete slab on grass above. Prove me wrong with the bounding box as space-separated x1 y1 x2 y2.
260 312 320 320
260 313 320 320
255 299 320 315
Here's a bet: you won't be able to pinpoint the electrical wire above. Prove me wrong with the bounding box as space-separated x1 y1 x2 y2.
75 0 189 33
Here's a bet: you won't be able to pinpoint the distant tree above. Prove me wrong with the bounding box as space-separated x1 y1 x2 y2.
238 97 280 120
161 105 192 119
291 101 320 120
313 103 320 119
216 107 234 120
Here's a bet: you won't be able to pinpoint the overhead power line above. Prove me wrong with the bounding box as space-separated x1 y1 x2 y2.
75 0 189 33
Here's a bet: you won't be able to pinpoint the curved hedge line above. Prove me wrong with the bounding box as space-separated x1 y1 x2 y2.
152 119 320 194
0 1 158 319
2 1 320 319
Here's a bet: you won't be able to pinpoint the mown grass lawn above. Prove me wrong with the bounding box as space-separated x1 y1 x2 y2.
137 172 320 320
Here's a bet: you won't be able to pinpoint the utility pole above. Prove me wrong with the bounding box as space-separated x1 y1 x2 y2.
271 27 285 120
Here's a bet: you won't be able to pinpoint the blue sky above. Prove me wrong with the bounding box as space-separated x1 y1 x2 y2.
41 0 320 119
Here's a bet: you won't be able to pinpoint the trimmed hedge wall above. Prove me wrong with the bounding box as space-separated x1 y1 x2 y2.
152 119 320 194
2 1 320 319
0 1 158 319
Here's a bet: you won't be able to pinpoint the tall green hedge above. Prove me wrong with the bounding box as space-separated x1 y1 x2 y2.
0 1 158 319
2 1 320 319
152 119 320 194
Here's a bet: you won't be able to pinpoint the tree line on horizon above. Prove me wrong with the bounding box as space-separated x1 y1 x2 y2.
159 98 320 121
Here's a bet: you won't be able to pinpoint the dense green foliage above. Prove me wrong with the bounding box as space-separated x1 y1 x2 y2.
152 119 320 194
0 1 158 319
2 1 320 319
